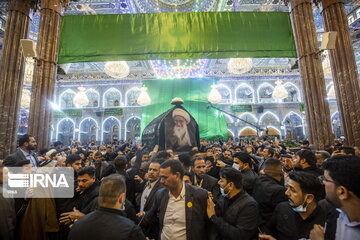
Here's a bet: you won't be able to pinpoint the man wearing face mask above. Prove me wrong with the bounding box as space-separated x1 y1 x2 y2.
232 152 257 195
259 171 327 240
68 174 145 240
4 134 38 167
207 167 259 240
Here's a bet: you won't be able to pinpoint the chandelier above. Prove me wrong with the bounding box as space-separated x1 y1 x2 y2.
137 87 152 106
150 59 206 79
24 57 35 84
104 61 130 79
208 85 222 103
327 84 336 99
272 80 288 100
227 58 253 75
73 87 89 108
21 89 31 108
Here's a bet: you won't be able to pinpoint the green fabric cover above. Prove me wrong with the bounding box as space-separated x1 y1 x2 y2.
58 12 296 63
141 79 228 140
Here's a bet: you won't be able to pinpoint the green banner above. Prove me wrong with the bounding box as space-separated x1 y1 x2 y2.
104 108 124 117
231 105 253 113
52 109 82 118
141 79 228 140
58 12 296 63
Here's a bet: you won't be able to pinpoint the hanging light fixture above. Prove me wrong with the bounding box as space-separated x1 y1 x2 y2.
208 85 222 103
227 58 253 75
137 87 151 106
104 61 130 79
327 84 336 99
20 89 31 108
272 80 288 100
73 87 89 107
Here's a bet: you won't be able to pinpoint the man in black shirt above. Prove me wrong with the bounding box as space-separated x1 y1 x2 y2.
260 171 327 240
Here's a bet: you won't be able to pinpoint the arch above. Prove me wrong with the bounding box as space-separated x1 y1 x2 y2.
79 117 98 143
216 84 232 104
103 88 122 107
283 82 301 102
58 89 76 108
257 83 274 103
125 87 141 106
259 111 280 126
101 116 121 143
261 126 281 137
239 113 258 125
223 114 234 124
235 83 255 103
238 127 258 137
227 129 234 138
85 88 100 107
125 116 141 140
282 111 305 139
56 118 75 145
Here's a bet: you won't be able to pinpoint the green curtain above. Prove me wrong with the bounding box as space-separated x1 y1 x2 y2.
58 12 296 63
141 79 228 140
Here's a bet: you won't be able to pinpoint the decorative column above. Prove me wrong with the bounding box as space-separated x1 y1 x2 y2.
320 0 360 146
0 0 34 159
289 0 334 149
28 0 69 150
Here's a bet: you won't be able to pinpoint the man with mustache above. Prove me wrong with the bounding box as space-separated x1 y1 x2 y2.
4 134 38 167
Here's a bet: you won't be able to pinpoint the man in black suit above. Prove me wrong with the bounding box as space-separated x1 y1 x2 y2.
4 134 38 167
191 157 220 199
141 159 209 240
68 174 145 240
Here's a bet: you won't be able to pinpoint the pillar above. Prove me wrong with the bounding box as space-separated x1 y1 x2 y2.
289 0 334 149
0 0 34 159
28 0 69 150
320 0 360 146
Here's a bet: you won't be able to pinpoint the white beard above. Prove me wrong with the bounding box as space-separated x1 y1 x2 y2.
173 125 191 147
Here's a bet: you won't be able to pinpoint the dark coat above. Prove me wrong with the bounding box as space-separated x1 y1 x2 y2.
4 149 39 167
192 174 220 199
210 191 259 240
143 183 209 240
68 207 145 240
252 175 287 226
241 169 257 195
263 202 327 240
76 182 99 213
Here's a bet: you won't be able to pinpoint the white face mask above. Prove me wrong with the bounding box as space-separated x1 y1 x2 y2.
232 163 240 170
101 151 106 155
292 196 309 213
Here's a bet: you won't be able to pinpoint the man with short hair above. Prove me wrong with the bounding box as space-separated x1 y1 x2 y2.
68 175 145 240
258 147 275 172
4 134 38 167
191 157 220 199
310 156 360 240
94 151 109 181
233 152 257 195
65 154 83 172
294 149 323 177
142 159 209 240
260 171 327 240
252 158 287 226
315 151 330 168
207 167 259 240
338 146 355 156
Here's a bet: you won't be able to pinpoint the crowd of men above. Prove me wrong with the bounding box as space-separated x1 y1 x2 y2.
0 134 360 240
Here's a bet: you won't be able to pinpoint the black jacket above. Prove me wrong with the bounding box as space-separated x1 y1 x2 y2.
142 183 209 240
241 169 257 195
210 190 259 240
4 149 39 167
252 175 287 226
263 202 327 240
192 174 220 199
76 182 99 213
68 207 145 240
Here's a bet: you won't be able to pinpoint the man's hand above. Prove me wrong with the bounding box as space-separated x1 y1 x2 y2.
310 224 324 240
258 234 277 240
216 160 226 168
134 175 144 183
59 207 84 225
207 196 215 219
136 212 145 217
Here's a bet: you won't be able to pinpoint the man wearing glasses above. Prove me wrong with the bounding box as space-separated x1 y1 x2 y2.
310 155 360 240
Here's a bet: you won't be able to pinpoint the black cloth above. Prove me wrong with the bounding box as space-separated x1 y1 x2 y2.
301 165 323 177
252 175 287 226
76 182 99 212
263 202 327 240
192 174 220 199
4 149 39 167
142 183 209 240
95 161 110 181
68 207 145 240
241 169 257 195
210 190 259 240
0 188 16 240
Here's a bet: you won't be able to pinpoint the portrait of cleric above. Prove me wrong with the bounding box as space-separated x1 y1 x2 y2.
165 107 197 152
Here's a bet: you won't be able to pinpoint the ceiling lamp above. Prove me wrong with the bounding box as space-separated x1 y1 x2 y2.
208 85 222 103
327 84 336 99
137 87 151 106
227 58 253 75
272 80 288 100
21 89 31 108
73 87 89 108
104 61 130 79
